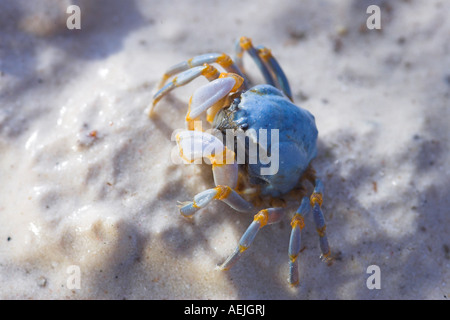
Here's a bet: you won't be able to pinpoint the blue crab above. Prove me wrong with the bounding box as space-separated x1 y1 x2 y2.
150 37 331 286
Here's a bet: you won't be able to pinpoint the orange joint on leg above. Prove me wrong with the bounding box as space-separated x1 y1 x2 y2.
201 64 220 81
310 193 323 207
239 37 253 50
290 214 305 230
214 185 232 200
186 120 194 131
258 47 273 62
321 249 331 260
219 73 244 91
289 254 298 263
290 279 300 287
186 118 202 131
239 244 248 253
253 209 269 229
216 53 233 69
316 225 327 237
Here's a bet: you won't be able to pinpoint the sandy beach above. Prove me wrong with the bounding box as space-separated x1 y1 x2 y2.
0 0 449 299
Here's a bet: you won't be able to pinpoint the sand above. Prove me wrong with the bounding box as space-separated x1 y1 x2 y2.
0 0 449 299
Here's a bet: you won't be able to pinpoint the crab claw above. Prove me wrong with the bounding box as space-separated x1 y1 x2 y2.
186 74 244 128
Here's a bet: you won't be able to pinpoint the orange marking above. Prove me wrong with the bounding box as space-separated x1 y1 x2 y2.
289 254 298 263
258 47 273 61
209 146 236 166
157 74 170 89
322 250 331 258
186 120 196 131
201 63 219 80
290 214 305 230
253 209 269 228
239 245 248 253
216 53 233 68
206 98 225 123
290 279 300 287
316 225 327 237
321 249 331 259
214 185 232 200
320 250 333 264
239 37 253 51
176 133 194 163
186 95 193 121
219 73 244 91
152 95 162 107
310 193 323 207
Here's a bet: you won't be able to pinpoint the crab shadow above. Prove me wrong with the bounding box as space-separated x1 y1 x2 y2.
149 77 448 301
215 117 448 299
143 67 449 301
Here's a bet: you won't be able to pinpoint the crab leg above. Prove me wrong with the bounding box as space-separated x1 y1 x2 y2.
150 65 244 125
235 37 276 87
288 197 311 286
150 64 220 115
311 179 332 262
235 37 292 100
175 130 254 217
218 207 285 270
255 45 293 101
155 52 248 90
178 185 254 217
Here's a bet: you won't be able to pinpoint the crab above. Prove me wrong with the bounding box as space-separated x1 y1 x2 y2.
149 37 331 286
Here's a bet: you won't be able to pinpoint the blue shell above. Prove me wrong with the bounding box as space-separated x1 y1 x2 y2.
231 85 318 196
